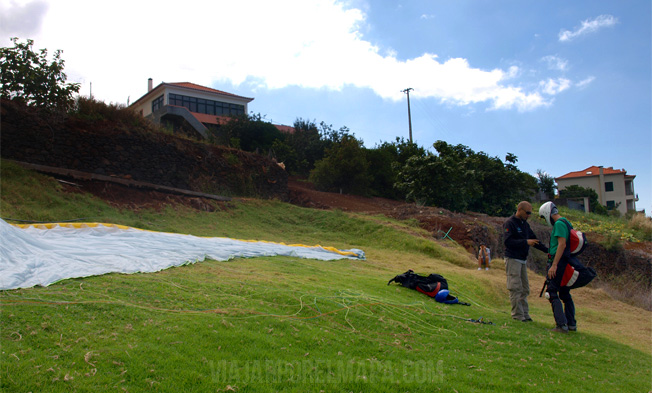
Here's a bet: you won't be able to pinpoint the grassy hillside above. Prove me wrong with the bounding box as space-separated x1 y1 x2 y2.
1 160 650 392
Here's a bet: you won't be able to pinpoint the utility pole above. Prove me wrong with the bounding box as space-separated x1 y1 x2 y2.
401 88 414 142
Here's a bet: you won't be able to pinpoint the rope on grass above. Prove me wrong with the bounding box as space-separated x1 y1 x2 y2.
1 272 502 337
1 287 465 336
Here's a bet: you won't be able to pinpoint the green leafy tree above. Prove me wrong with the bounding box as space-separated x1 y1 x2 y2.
366 137 428 199
309 133 371 195
275 119 326 176
536 169 557 200
1 37 80 111
219 113 283 153
395 141 537 215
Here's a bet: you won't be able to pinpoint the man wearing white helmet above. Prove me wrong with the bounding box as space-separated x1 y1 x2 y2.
503 201 549 322
539 201 583 333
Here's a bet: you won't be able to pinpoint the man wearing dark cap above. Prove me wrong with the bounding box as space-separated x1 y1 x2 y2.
503 201 548 322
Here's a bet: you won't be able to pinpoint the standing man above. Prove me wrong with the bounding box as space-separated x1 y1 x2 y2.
503 201 548 322
539 201 595 333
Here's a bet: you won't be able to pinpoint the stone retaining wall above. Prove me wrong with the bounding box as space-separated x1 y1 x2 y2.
0 99 287 199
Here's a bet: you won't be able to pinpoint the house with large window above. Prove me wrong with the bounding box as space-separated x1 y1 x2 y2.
555 166 638 214
129 79 254 138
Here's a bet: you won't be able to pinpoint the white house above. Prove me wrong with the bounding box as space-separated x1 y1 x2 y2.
129 79 254 138
556 166 638 215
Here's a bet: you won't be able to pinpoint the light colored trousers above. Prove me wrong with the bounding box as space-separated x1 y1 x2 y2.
505 258 530 320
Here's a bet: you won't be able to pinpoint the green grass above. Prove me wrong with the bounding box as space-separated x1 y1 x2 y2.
532 202 652 244
2 160 651 392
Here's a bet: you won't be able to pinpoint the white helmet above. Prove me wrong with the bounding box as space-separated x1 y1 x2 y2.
539 201 558 227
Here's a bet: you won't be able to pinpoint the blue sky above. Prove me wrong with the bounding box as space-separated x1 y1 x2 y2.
2 0 650 215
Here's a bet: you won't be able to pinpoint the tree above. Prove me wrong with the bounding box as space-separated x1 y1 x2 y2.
536 169 557 200
395 142 476 211
218 113 283 153
395 140 538 215
1 37 80 111
309 133 371 195
366 137 428 199
275 118 326 176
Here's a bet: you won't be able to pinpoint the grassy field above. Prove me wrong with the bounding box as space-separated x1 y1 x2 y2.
532 202 652 245
1 161 651 392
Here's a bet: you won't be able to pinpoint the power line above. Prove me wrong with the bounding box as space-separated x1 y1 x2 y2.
412 98 455 143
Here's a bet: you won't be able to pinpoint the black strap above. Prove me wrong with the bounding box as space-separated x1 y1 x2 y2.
559 218 573 256
468 317 493 325
539 279 548 297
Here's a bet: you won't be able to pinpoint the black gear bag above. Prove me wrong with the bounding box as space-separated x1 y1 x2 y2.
388 270 470 305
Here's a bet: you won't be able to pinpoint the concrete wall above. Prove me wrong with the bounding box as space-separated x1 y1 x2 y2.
602 173 628 214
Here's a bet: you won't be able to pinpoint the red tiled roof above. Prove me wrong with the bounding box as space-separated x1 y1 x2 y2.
167 82 253 102
185 109 295 131
274 124 295 134
556 166 627 180
188 112 233 125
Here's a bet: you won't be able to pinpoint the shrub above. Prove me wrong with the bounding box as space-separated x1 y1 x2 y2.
628 213 652 241
603 233 624 252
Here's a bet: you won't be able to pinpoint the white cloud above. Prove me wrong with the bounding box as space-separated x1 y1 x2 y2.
576 76 596 88
420 14 435 20
559 14 618 42
0 0 49 37
4 0 553 112
539 78 571 95
541 55 569 71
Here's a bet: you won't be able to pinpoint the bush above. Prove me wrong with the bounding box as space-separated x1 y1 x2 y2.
628 213 652 241
71 96 167 135
603 233 624 252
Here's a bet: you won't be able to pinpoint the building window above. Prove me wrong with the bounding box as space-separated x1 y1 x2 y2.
152 95 164 112
168 93 244 116
605 182 614 192
606 200 615 209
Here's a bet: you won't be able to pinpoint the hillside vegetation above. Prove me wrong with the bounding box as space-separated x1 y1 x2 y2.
1 161 650 392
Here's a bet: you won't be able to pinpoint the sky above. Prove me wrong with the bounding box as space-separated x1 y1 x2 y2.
2 0 650 215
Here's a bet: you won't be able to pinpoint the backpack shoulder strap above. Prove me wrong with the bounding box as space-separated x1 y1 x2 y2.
559 218 573 255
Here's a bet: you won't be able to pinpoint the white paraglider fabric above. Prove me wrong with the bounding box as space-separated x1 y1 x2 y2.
0 219 365 290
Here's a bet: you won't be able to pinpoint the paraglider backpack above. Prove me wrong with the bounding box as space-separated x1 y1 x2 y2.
388 270 470 305
561 218 587 256
540 219 596 295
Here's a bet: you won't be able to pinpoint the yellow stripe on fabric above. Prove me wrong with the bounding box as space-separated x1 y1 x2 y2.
15 222 132 230
10 222 358 257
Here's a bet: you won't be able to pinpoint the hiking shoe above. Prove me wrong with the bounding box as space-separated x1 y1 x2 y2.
568 325 577 332
478 268 482 270
550 325 569 333
522 318 533 322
